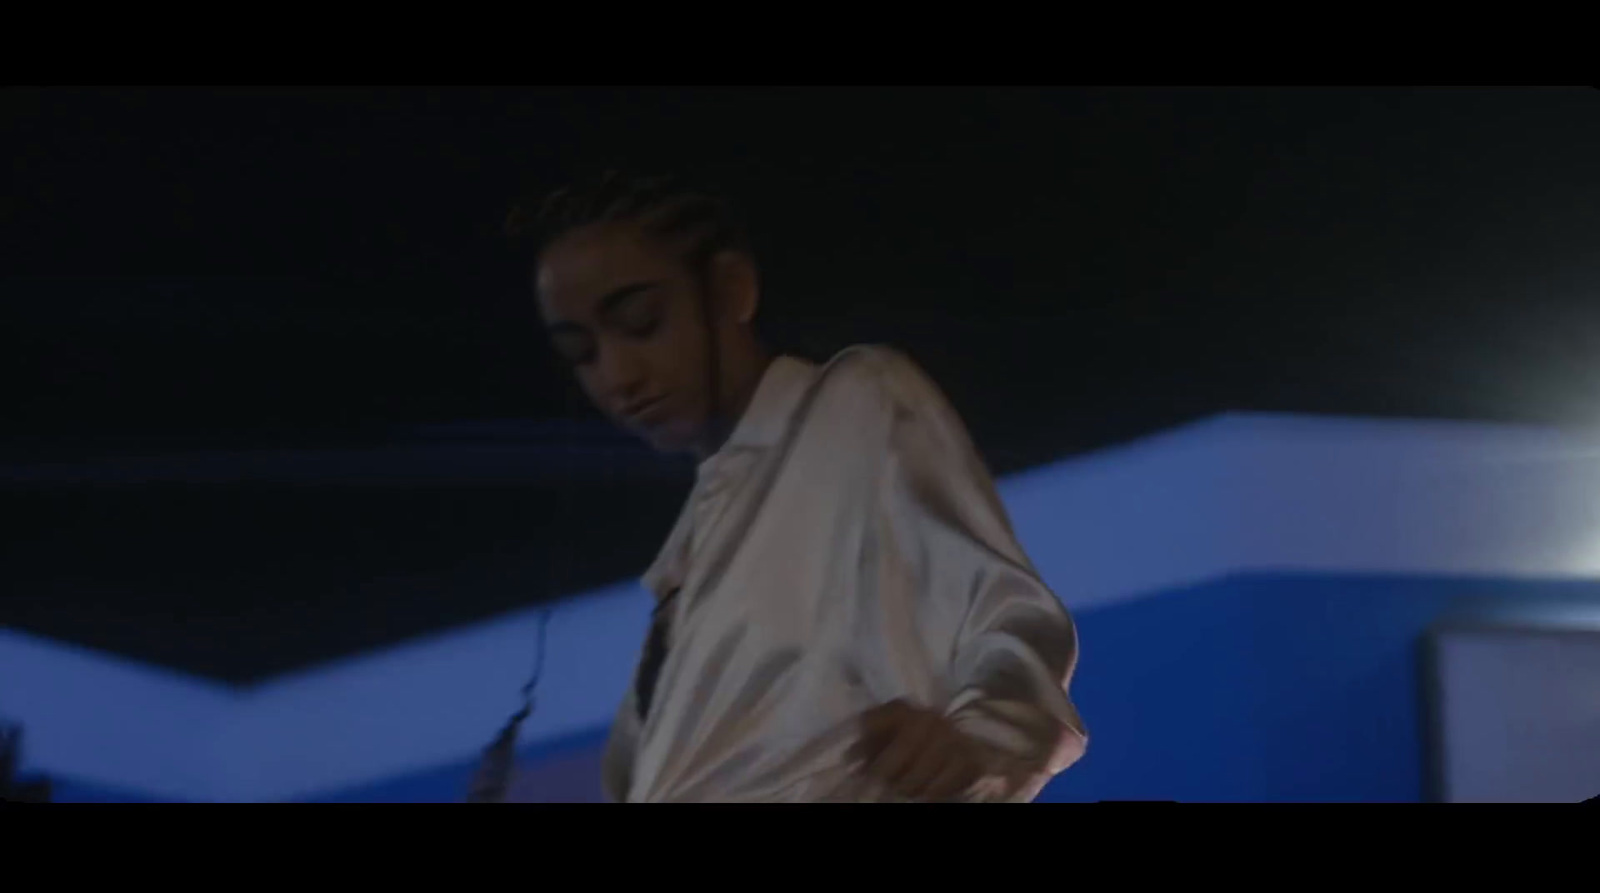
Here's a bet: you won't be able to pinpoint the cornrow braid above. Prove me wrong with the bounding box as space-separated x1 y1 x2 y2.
504 170 752 285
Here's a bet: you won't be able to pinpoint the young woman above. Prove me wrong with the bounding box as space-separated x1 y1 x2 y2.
505 173 1087 802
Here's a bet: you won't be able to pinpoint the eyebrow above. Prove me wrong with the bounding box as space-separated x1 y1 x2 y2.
546 280 664 335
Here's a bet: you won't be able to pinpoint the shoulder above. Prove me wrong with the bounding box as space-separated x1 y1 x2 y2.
771 346 939 458
812 344 948 415
815 346 984 469
783 345 967 461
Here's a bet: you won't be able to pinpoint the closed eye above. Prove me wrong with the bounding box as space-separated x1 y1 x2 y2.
618 313 662 339
603 291 664 339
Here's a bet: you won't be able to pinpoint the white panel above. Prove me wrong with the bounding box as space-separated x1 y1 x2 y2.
1434 628 1600 803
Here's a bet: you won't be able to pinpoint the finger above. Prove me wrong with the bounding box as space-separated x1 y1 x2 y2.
923 753 980 802
865 730 925 792
895 742 951 800
847 729 890 764
850 700 915 758
848 703 904 762
888 715 957 797
851 704 902 739
865 712 938 789
894 717 975 800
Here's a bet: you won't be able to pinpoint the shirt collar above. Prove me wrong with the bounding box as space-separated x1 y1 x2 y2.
643 355 816 599
697 355 817 473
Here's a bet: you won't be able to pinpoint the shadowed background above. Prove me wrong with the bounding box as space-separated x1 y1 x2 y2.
4 87 1600 802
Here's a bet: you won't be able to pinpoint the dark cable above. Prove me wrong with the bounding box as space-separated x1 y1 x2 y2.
467 605 552 803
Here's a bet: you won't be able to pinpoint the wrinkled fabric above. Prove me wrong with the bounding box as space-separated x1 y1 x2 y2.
602 346 1087 803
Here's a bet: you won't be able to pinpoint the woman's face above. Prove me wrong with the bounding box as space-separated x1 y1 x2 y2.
536 221 718 453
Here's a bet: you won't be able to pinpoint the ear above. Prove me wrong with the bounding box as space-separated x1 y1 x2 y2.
709 251 760 326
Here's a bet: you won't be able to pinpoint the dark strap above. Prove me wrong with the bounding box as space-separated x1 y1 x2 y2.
634 589 679 721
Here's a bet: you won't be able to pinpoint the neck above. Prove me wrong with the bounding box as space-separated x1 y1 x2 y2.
693 340 774 460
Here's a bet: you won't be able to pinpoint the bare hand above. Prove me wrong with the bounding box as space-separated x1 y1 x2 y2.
849 699 985 802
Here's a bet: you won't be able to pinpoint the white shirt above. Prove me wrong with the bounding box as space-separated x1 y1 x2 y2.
602 346 1087 802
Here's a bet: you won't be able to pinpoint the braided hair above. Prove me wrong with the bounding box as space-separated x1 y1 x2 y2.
505 170 757 447
505 171 753 300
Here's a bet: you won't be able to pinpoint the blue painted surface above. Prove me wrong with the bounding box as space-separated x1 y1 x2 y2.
305 726 610 803
353 572 1598 805
1039 573 1600 802
36 573 1600 802
48 776 181 803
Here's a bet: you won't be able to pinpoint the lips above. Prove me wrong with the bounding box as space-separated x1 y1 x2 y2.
622 395 670 425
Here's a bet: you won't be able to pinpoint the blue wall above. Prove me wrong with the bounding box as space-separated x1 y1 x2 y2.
383 572 1600 804
305 727 609 803
45 573 1600 802
1040 573 1600 802
48 776 180 803
307 571 1563 804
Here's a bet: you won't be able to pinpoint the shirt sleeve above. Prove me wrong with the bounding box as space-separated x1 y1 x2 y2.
867 348 1088 803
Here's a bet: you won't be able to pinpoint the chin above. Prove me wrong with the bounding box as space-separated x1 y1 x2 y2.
637 419 701 455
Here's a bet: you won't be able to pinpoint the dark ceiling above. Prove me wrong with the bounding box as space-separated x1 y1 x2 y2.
5 86 1600 682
